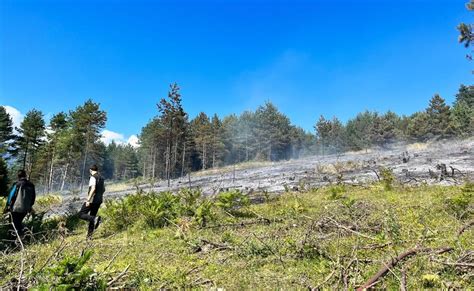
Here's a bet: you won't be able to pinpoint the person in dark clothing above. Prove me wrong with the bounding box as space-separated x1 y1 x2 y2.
79 164 105 238
4 170 36 236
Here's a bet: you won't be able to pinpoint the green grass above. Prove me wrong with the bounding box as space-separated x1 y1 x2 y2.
0 183 473 289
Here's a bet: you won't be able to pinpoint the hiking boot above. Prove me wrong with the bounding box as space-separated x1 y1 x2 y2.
94 216 101 230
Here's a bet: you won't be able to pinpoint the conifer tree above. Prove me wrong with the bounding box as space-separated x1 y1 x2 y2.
0 106 14 158
426 94 454 137
14 109 46 178
70 100 107 191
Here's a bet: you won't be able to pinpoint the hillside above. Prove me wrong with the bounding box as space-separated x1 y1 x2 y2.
0 183 473 289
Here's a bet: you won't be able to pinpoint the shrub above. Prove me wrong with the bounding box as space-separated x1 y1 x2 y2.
194 200 214 227
380 167 395 191
32 250 106 290
215 190 249 211
445 184 473 220
178 188 202 216
103 191 181 231
327 185 345 200
103 189 216 231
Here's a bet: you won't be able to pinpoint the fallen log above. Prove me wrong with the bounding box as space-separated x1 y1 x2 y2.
357 246 453 290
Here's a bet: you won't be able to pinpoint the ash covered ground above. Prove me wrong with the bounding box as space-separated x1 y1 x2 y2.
52 138 474 215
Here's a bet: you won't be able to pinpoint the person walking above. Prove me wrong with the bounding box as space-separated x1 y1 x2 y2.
78 164 105 238
4 170 36 236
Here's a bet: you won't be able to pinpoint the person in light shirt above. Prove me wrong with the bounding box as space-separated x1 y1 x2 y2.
78 164 105 238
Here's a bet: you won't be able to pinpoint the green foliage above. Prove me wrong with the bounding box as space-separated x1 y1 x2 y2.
215 189 249 211
33 250 106 290
0 106 14 158
104 189 217 230
104 191 180 230
445 183 473 219
0 157 9 196
380 167 395 191
1 185 474 289
327 185 345 200
13 109 46 177
422 274 441 288
194 200 214 227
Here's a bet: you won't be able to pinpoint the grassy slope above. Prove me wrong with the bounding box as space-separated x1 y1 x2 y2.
0 184 473 289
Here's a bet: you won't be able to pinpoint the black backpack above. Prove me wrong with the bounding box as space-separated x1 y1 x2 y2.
91 173 105 204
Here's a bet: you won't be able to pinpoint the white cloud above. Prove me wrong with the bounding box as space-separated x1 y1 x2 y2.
101 130 125 145
2 105 24 130
127 135 139 148
101 130 139 148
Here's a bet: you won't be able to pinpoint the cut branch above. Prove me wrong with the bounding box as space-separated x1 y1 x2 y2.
357 246 453 291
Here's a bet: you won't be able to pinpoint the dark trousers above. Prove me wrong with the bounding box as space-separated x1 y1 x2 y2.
78 202 101 235
11 212 27 236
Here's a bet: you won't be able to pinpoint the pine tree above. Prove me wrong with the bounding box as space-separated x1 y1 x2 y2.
426 94 454 137
407 111 430 140
14 109 46 178
345 111 377 151
70 100 107 191
457 0 474 61
210 114 225 168
315 115 332 154
254 102 291 161
0 106 14 158
191 112 212 170
238 111 256 162
0 157 8 196
157 83 188 183
44 112 69 192
455 85 474 109
452 100 474 136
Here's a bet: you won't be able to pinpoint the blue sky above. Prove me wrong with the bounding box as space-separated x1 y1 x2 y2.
0 0 472 144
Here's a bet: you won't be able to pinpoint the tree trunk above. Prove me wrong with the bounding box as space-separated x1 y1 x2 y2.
202 142 207 170
48 148 55 193
80 137 89 192
152 147 156 180
60 162 69 191
181 142 186 177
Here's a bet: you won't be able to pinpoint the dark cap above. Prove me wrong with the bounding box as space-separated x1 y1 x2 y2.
89 164 99 172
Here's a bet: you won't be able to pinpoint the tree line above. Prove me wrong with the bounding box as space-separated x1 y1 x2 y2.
0 84 473 194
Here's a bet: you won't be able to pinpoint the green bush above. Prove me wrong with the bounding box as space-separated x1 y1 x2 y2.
445 184 473 220
195 200 214 227
104 191 181 231
178 188 202 216
216 190 249 211
380 167 395 191
103 189 216 230
327 185 345 200
32 250 106 290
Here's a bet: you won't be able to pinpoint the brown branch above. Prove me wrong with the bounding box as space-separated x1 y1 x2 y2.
100 246 124 275
357 246 453 291
107 264 130 287
370 169 380 181
400 268 407 291
458 220 474 237
328 217 377 241
37 238 67 274
10 213 26 291
431 259 474 268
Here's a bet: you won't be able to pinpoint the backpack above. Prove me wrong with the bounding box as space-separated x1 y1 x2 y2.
91 173 105 204
11 179 36 213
